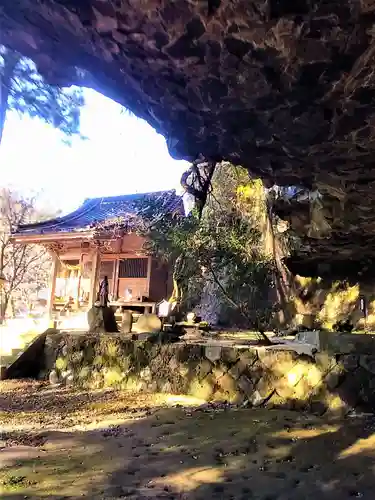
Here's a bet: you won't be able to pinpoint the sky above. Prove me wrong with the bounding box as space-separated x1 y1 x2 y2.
0 89 189 214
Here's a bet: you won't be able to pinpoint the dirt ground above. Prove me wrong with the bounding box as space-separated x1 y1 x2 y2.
1 380 375 499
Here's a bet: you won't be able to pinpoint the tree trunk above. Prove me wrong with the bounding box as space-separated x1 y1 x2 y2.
169 255 183 304
0 48 20 145
181 162 216 217
208 263 272 345
10 296 16 318
0 291 9 324
265 196 296 327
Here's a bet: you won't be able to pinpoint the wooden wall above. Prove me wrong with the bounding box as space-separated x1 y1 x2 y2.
149 259 172 302
118 278 149 300
56 234 172 302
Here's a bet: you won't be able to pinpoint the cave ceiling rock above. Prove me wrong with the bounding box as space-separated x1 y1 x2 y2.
3 0 375 276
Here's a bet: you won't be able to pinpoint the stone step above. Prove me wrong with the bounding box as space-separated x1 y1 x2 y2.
0 348 26 369
0 347 13 357
1 335 37 355
11 347 23 354
0 354 15 366
11 347 24 359
3 335 38 355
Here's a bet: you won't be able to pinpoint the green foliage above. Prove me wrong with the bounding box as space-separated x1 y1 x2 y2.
137 164 277 328
137 192 200 264
0 45 85 143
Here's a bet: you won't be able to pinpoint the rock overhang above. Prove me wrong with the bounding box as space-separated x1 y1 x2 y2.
2 1 375 277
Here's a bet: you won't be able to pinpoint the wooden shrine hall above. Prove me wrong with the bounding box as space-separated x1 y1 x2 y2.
11 191 184 319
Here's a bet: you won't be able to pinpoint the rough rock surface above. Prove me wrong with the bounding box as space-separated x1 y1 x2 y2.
3 2 375 272
43 332 375 415
88 306 118 333
132 313 162 334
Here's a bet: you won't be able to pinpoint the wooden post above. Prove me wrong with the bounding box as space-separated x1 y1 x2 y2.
89 248 100 308
47 252 59 319
76 254 83 309
113 258 120 300
110 259 117 300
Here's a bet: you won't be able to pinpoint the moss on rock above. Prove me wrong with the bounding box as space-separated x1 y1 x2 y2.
103 367 124 388
55 357 68 372
41 332 375 416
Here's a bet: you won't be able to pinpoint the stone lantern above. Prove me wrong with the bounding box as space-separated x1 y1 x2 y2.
158 299 171 319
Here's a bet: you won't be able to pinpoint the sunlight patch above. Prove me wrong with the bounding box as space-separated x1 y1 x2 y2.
275 425 339 440
154 466 223 491
164 394 207 406
339 433 375 459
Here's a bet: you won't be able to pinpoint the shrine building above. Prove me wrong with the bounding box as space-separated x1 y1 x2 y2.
11 190 184 320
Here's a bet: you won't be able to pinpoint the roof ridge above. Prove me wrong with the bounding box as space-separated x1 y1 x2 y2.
16 198 100 231
12 190 184 237
83 189 177 205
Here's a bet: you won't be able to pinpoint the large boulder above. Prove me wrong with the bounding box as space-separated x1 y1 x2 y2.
132 314 162 334
87 306 118 333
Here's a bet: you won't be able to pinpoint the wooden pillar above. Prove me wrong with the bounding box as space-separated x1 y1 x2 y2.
111 259 118 300
76 254 83 309
89 248 100 308
47 252 59 319
112 258 120 300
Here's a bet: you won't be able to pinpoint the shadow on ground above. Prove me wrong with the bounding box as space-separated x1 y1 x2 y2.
1 380 375 499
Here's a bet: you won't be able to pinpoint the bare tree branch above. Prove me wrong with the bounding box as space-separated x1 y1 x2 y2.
0 188 52 320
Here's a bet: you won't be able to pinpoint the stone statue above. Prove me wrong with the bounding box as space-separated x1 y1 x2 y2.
97 276 109 307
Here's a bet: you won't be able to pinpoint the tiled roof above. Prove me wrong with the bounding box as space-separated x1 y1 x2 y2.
13 190 184 237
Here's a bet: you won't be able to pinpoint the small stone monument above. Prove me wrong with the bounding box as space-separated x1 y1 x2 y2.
88 305 106 333
88 276 118 333
121 310 133 334
186 311 196 324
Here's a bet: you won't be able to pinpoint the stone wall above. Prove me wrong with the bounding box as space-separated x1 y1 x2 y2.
42 333 375 416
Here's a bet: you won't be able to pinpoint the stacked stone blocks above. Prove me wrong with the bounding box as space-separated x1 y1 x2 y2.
44 333 375 416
